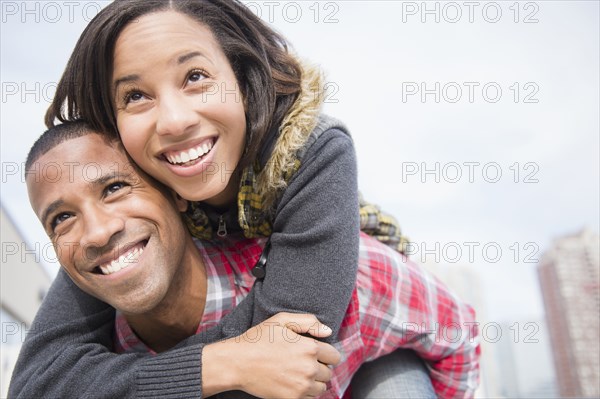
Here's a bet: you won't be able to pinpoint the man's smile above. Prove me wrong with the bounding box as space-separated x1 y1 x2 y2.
95 240 148 275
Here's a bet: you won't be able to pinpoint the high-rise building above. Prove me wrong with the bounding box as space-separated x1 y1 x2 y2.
538 228 600 398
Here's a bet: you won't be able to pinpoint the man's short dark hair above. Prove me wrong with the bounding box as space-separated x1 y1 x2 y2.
25 120 116 171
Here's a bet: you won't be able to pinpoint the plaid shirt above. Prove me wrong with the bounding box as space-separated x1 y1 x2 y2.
115 232 480 398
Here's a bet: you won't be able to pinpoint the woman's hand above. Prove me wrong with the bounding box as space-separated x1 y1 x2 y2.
202 312 340 398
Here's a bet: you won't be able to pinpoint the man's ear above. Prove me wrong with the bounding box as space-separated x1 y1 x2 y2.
173 192 188 212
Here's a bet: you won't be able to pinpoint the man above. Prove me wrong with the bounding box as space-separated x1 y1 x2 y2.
15 121 342 398
12 121 477 398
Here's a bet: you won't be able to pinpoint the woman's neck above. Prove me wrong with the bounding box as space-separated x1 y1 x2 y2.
203 169 242 210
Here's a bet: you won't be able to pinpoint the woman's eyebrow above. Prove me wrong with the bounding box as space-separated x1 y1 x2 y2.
178 51 204 64
113 74 139 91
113 51 212 91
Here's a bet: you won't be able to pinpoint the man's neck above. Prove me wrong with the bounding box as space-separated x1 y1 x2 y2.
125 235 207 352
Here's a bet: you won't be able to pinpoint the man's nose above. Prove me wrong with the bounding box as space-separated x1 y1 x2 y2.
79 205 126 251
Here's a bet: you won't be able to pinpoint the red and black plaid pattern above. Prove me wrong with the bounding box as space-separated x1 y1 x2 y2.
115 233 480 398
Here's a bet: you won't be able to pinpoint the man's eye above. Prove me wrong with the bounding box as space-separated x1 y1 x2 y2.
51 213 72 230
106 182 127 195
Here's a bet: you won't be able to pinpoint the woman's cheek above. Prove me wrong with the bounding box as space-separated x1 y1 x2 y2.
118 119 149 165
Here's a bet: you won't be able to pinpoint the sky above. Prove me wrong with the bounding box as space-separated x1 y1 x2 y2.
1 0 599 331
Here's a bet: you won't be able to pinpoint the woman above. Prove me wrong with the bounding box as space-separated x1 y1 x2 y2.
12 0 479 397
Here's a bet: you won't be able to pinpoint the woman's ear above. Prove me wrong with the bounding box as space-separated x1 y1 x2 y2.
173 192 189 212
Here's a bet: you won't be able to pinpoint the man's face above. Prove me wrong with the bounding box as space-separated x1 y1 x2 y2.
26 134 189 315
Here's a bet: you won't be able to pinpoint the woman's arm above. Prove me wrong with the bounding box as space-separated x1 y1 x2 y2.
8 271 339 398
244 127 360 340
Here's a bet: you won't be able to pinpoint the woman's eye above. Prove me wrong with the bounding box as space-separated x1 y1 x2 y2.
51 213 72 230
124 91 144 104
188 71 207 83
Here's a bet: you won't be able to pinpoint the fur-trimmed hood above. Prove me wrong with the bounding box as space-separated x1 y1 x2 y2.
255 62 325 208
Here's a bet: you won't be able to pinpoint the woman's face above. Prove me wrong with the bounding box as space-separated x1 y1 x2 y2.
112 11 247 207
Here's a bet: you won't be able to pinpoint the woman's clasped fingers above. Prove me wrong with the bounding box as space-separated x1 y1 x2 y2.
315 362 333 383
303 381 329 398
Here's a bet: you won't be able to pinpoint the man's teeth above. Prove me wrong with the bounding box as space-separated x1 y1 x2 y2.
99 245 145 275
165 141 213 165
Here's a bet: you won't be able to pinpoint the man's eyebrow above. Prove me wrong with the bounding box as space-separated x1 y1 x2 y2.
90 171 134 188
41 200 64 229
41 171 134 227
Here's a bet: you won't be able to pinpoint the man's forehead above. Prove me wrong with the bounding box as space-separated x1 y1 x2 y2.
26 135 142 214
27 135 135 178
26 134 146 226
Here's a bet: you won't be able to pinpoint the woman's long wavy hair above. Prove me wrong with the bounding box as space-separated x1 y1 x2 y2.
45 0 302 168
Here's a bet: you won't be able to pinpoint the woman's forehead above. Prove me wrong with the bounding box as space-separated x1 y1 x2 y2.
114 12 221 62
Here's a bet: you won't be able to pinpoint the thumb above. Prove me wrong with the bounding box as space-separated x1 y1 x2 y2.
276 313 333 338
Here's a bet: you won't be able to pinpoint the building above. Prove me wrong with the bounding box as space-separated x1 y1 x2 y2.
1 205 52 397
538 228 600 397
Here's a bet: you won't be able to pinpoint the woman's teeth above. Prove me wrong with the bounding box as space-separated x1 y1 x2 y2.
99 244 145 275
164 140 214 165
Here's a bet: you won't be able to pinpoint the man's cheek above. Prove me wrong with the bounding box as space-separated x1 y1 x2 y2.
55 241 81 267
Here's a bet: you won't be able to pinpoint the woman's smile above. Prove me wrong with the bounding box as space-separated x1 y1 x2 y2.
161 136 216 166
160 136 220 178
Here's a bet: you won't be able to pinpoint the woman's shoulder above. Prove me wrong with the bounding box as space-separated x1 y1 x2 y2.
296 114 355 163
296 114 354 160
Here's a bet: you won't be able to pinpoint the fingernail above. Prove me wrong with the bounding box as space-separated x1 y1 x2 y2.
322 325 331 332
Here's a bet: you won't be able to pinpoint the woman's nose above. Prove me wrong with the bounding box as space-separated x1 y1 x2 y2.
155 92 200 137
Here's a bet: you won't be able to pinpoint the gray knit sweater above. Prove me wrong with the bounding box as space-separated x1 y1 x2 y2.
8 119 359 398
